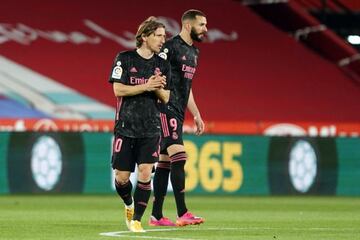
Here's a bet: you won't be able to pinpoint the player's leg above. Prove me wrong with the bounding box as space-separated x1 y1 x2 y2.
150 153 176 226
130 163 153 232
130 137 160 232
167 144 187 216
167 144 205 226
114 169 133 229
150 112 176 226
114 170 132 205
112 135 136 230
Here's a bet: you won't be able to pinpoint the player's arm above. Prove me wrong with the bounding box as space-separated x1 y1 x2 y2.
113 76 164 97
154 88 170 103
113 82 147 97
153 73 169 103
154 60 171 103
187 88 205 135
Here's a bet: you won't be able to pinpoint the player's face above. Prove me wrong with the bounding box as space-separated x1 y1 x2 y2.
190 16 207 42
146 27 166 53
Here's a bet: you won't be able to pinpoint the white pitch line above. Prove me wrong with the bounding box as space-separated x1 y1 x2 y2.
100 228 199 240
100 226 360 239
100 227 248 239
100 234 197 240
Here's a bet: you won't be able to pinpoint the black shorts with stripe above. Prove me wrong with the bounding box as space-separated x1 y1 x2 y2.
111 133 160 172
159 110 184 155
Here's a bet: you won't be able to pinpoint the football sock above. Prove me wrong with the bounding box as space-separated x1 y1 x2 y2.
170 151 188 217
133 180 152 221
152 161 171 219
115 180 133 206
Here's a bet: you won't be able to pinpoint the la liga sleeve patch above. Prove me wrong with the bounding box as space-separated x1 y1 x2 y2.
111 66 123 79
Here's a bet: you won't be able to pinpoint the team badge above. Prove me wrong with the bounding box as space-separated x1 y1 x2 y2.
172 132 178 140
111 65 123 79
159 52 167 60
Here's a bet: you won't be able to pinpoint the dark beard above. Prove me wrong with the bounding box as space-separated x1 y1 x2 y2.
190 28 203 42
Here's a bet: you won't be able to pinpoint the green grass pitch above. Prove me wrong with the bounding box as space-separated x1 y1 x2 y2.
1 195 359 239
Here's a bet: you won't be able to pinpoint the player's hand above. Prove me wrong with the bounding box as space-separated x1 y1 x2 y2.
194 115 205 135
154 73 167 88
145 74 166 91
158 75 167 88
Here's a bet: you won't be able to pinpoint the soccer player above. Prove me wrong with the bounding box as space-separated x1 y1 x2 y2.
108 17 171 233
150 9 207 227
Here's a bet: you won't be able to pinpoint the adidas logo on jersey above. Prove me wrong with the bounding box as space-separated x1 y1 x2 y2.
181 55 187 61
130 67 138 73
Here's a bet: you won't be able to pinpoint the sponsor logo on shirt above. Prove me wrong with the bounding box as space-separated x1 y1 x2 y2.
182 64 196 80
130 76 148 85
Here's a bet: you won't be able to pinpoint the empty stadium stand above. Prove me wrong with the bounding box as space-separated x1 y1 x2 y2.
1 0 359 134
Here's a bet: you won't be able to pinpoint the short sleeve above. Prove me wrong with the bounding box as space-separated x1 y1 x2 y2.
108 53 128 84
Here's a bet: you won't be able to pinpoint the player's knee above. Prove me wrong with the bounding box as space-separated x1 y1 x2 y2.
114 171 130 185
170 151 187 167
159 154 171 162
115 177 130 185
137 174 152 182
138 164 153 182
167 145 185 156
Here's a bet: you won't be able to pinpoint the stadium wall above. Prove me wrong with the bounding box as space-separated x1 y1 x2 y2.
2 0 360 123
0 132 359 195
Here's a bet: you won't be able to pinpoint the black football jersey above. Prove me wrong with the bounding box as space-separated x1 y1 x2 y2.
158 35 199 121
108 50 171 138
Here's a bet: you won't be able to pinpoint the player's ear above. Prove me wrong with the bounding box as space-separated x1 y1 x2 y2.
141 34 147 44
185 22 192 32
182 20 191 32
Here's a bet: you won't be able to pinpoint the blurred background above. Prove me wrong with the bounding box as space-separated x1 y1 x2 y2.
0 0 359 196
